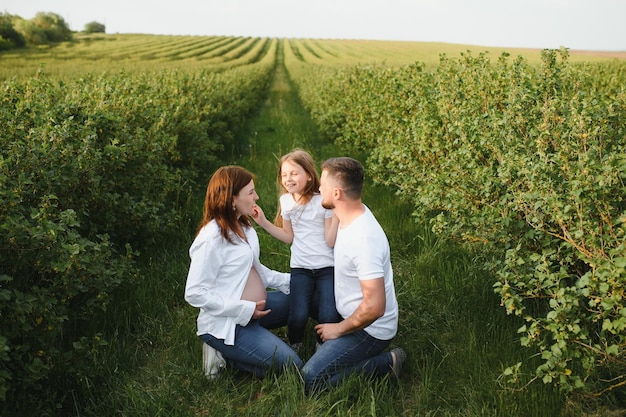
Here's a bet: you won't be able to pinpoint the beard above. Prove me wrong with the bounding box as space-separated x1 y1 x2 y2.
321 199 335 210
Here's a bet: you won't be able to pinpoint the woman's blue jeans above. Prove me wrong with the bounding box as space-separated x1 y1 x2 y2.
288 266 340 344
301 329 393 394
200 290 303 377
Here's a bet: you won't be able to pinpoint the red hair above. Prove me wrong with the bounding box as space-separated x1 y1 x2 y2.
197 166 255 243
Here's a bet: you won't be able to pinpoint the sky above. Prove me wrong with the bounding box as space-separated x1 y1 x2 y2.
2 0 625 52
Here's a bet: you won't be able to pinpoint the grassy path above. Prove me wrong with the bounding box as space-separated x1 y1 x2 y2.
228 43 343 271
233 44 336 196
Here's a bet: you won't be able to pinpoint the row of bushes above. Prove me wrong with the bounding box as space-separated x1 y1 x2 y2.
0 62 273 413
288 49 626 396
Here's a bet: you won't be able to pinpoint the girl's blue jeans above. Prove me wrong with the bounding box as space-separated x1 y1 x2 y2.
200 290 303 377
288 266 340 344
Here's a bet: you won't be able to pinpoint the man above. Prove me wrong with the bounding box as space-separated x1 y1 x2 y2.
301 157 405 394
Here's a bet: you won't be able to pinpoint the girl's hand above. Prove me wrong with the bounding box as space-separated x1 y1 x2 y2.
251 204 266 223
251 204 293 244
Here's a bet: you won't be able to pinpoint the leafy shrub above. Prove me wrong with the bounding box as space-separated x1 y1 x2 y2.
293 48 626 395
30 12 72 43
0 62 272 414
0 13 25 49
84 21 105 34
12 18 48 46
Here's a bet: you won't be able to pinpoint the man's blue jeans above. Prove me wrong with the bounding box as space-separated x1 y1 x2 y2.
301 329 393 394
200 290 303 377
288 266 340 344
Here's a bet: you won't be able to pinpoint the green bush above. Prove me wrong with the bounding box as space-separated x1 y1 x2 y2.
12 18 48 46
31 12 72 43
293 48 626 395
84 21 105 34
0 63 273 414
0 13 25 49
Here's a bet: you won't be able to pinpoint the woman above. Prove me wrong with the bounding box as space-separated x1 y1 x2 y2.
185 165 302 378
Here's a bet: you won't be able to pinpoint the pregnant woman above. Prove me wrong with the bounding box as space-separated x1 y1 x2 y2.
185 165 303 378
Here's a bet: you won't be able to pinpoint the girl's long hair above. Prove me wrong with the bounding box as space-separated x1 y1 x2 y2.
273 149 321 226
197 165 254 243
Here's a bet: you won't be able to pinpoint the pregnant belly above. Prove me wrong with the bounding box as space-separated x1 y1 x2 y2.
240 266 267 302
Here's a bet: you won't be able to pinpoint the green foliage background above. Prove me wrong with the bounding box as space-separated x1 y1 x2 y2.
1 31 625 415
288 47 626 395
0 60 274 413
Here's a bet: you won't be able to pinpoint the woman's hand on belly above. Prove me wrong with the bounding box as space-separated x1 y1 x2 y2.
252 300 271 320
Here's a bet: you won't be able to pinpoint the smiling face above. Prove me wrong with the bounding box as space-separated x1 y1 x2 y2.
280 159 311 199
233 179 259 218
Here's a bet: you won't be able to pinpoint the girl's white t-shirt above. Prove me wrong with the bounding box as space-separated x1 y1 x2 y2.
280 193 334 269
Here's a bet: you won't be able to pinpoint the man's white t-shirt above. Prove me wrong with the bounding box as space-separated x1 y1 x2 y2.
280 193 334 269
333 205 398 340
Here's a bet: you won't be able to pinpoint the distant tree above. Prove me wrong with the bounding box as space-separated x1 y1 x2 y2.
84 21 105 34
13 17 48 45
31 12 72 43
0 13 25 49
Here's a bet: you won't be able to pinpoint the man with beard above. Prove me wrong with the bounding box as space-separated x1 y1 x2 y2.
301 157 405 394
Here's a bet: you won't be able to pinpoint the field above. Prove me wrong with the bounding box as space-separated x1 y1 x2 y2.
1 34 625 416
1 33 623 81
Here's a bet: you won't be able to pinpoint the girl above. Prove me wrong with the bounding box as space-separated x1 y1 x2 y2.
252 149 340 351
185 165 302 378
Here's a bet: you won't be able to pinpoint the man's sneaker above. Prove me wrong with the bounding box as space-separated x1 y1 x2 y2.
390 347 406 378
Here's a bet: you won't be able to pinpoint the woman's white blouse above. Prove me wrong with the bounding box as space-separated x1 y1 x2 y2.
184 220 290 345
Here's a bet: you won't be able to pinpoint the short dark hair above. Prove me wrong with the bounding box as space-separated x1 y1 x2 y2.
321 157 364 200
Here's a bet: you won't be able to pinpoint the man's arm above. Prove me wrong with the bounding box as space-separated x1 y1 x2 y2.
315 277 386 342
